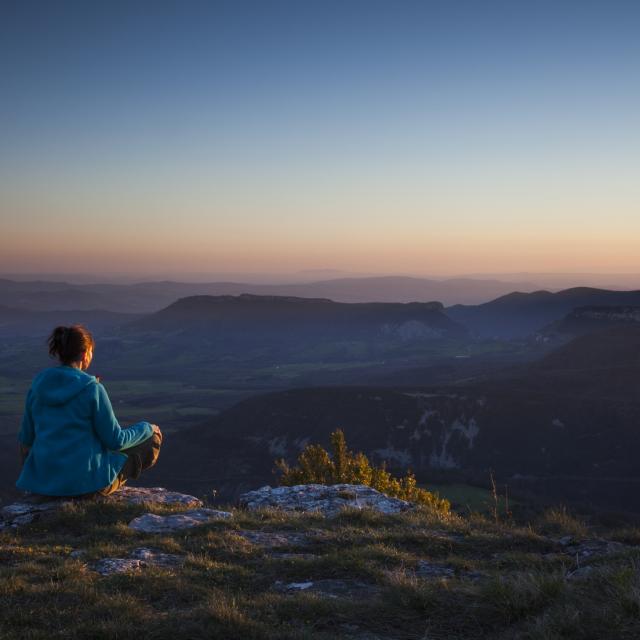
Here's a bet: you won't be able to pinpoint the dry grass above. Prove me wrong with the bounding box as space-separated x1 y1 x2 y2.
1 498 639 639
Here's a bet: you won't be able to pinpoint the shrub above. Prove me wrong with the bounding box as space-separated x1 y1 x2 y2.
536 506 588 538
275 429 450 514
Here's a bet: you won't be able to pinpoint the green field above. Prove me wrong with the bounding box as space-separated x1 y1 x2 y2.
428 483 519 516
0 377 246 436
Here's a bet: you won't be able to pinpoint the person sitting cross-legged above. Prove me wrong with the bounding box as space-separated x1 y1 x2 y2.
17 324 162 498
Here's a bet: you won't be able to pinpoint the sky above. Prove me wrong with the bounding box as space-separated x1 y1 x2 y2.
1 0 639 280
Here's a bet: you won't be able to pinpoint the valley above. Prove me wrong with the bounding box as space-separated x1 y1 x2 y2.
2 279 640 516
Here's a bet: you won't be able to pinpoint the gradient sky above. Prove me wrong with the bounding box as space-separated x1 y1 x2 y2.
1 0 639 278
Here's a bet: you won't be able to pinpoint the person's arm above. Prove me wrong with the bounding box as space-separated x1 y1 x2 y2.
92 383 153 451
18 388 35 464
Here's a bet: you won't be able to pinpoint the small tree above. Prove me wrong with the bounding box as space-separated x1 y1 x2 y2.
275 429 450 515
331 429 350 482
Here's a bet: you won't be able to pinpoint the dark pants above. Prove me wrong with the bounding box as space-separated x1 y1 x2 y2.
98 430 163 496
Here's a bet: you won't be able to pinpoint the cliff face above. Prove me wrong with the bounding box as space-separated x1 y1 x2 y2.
543 305 640 338
575 306 640 322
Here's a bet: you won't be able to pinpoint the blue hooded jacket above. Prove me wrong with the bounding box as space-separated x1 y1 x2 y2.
17 366 153 496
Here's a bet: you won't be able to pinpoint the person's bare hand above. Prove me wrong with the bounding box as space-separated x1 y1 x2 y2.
151 424 162 440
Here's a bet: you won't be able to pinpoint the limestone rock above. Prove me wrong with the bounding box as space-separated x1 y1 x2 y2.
129 546 186 567
1 497 70 528
273 578 379 599
1 500 66 518
561 538 628 562
239 484 412 517
415 560 455 579
235 530 312 548
104 486 203 508
128 508 232 533
0 487 203 529
269 552 319 560
413 560 485 581
93 558 147 576
567 565 596 581
92 547 184 575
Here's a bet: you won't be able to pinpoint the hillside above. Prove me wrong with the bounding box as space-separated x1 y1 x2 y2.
446 287 640 338
154 327 640 510
541 306 640 339
2 484 640 639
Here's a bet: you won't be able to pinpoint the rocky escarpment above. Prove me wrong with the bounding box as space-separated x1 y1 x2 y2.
238 484 412 517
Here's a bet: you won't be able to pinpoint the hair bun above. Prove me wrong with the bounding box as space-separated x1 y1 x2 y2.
47 325 94 365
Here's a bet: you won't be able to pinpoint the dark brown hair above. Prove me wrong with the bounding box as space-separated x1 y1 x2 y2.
47 325 95 365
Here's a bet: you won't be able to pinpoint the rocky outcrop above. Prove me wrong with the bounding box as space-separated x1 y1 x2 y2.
128 509 232 533
1 499 66 528
273 578 380 598
107 486 203 507
239 483 413 517
92 547 185 575
0 486 204 529
555 536 629 564
414 560 486 581
234 529 314 548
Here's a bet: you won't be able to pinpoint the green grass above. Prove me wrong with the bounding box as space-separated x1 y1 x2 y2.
428 483 519 516
1 498 639 639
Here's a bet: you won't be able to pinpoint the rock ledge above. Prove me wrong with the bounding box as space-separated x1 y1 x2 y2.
239 483 412 517
128 509 232 533
0 486 203 529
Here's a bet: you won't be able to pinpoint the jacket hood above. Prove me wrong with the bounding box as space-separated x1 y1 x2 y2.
32 366 97 406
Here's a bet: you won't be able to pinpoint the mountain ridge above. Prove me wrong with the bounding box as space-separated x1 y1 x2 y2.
447 287 640 338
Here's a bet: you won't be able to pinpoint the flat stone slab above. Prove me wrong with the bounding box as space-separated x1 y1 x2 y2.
240 484 412 517
430 530 468 544
414 560 486 581
1 487 204 528
92 547 184 575
269 552 319 561
104 486 203 508
415 560 455 579
273 578 380 599
93 558 147 576
235 530 312 549
2 500 66 518
560 538 628 562
129 509 232 533
1 498 71 527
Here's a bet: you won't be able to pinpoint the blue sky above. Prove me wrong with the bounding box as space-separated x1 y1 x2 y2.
1 0 639 277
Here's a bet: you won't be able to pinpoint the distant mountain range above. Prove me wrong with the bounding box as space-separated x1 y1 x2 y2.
5 278 640 342
0 276 539 312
